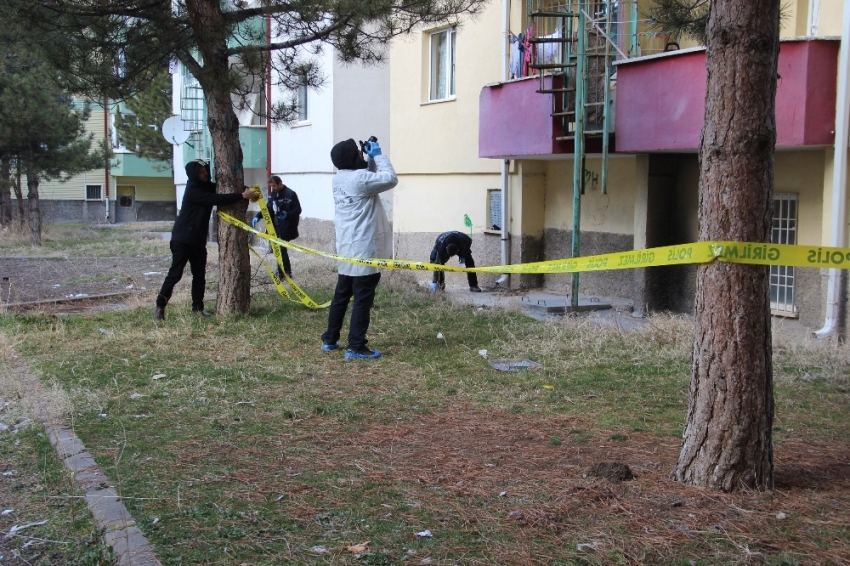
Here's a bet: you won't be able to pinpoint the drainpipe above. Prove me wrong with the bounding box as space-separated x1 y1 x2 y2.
814 3 850 338
496 0 511 287
104 98 111 223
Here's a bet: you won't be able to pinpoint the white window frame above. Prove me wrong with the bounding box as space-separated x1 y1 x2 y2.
295 83 308 122
429 27 456 102
85 184 103 201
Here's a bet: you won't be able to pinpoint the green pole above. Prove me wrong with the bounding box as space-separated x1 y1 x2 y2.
571 5 587 311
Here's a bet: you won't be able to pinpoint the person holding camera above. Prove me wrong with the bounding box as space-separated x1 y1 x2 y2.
251 176 302 279
321 137 397 359
429 231 482 292
154 159 259 321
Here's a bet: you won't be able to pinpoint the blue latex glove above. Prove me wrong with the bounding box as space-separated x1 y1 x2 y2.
459 257 466 264
251 217 259 228
364 141 382 157
276 210 288 221
429 282 438 292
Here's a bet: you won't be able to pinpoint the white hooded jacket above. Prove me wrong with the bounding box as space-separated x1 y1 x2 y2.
332 154 398 276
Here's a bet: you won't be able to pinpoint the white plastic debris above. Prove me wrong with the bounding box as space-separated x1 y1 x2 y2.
143 272 162 276
436 332 444 339
310 546 329 554
776 512 787 520
129 393 144 400
478 349 488 359
1 510 12 515
416 530 433 538
577 542 601 551
499 491 507 497
151 373 166 380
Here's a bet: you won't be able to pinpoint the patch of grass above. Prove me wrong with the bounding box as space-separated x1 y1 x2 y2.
0 369 115 565
1 241 849 564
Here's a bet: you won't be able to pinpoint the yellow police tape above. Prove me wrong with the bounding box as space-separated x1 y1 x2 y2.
220 201 850 309
243 187 330 309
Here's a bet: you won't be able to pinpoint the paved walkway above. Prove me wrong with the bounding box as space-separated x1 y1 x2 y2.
8 348 161 566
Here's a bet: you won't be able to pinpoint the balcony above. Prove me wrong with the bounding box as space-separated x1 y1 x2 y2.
478 38 839 158
615 38 838 152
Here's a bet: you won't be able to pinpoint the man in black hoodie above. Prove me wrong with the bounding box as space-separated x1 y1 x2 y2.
154 159 258 321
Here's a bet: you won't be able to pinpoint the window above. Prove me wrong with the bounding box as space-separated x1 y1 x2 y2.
296 83 308 121
85 185 102 200
770 193 798 316
488 189 502 231
429 28 456 101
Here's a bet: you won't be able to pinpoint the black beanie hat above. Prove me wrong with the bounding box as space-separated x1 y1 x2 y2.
331 139 367 170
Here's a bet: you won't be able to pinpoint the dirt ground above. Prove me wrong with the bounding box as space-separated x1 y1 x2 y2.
0 256 172 313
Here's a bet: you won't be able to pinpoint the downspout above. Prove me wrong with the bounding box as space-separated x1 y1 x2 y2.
814 3 850 338
104 98 111 223
496 0 511 287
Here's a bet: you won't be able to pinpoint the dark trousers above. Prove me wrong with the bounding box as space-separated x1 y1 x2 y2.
430 250 478 289
156 241 207 311
321 272 381 350
276 245 291 278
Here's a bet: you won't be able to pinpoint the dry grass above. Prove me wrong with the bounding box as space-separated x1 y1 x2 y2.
1 226 849 565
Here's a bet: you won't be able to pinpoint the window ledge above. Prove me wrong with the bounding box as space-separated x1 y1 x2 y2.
421 97 456 106
291 121 312 128
484 229 502 235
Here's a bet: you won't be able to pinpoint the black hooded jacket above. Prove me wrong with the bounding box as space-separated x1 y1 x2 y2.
171 161 244 248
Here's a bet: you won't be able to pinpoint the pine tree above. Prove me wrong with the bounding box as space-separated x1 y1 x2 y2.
0 42 105 245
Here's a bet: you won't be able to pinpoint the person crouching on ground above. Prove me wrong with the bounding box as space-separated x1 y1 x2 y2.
429 231 482 292
154 159 257 321
321 138 398 359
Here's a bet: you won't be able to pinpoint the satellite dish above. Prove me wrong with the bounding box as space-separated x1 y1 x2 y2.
161 115 191 145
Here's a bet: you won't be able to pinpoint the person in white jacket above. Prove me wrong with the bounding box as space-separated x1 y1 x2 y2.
321 138 398 359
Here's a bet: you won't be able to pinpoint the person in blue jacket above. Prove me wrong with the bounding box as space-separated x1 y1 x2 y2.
154 159 257 321
251 176 301 278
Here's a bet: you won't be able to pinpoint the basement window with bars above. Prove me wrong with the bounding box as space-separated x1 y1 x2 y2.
85 184 102 200
770 193 798 316
488 189 502 231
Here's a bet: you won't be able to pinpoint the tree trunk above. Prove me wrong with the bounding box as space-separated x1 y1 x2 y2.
208 90 251 314
0 159 12 227
187 0 251 315
672 0 779 491
14 162 25 230
25 167 42 247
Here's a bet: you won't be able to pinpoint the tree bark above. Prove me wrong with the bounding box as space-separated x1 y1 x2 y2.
14 163 25 230
0 159 12 227
672 0 779 491
25 165 42 247
187 0 252 315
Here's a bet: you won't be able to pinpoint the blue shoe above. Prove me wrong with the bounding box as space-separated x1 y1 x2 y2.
321 342 340 352
344 348 382 359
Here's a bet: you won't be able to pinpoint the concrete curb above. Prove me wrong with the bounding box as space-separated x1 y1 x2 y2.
8 350 162 566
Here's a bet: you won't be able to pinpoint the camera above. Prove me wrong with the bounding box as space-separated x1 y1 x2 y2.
359 136 378 154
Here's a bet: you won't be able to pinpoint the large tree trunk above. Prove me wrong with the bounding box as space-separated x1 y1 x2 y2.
208 91 251 315
672 0 779 491
187 0 252 315
25 167 42 247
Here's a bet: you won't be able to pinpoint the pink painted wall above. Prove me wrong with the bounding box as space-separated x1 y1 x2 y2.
479 75 569 158
615 39 838 152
